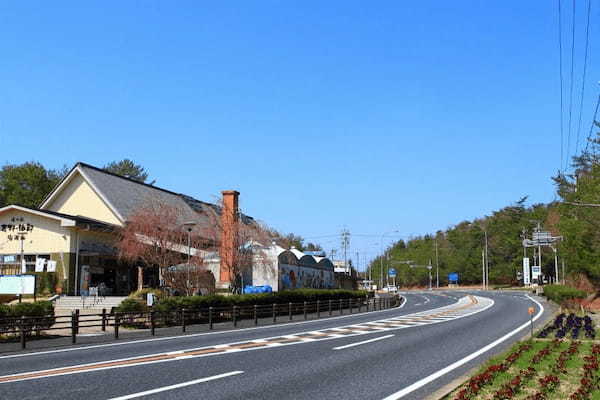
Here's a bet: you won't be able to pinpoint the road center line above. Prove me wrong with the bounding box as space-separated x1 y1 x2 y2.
332 334 394 350
107 371 244 400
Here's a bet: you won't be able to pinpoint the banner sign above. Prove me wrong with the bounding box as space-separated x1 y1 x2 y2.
532 266 542 281
35 258 46 272
0 275 36 295
523 258 530 285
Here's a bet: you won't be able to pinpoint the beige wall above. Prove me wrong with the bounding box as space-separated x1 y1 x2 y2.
44 173 122 226
0 209 72 254
75 229 117 254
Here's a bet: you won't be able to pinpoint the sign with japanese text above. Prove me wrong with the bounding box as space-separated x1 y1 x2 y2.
0 216 34 242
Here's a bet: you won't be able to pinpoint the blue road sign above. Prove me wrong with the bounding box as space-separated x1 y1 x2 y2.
448 272 459 283
388 268 397 277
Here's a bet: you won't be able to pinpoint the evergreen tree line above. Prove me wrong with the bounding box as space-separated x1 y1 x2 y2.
370 121 600 288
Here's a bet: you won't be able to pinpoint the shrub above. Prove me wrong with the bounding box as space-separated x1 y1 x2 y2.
128 288 166 301
0 300 55 335
117 298 147 313
543 285 586 304
116 289 369 313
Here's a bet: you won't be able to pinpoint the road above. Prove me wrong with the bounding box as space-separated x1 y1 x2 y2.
0 291 551 400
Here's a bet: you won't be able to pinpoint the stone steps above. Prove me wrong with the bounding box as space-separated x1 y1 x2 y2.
53 296 127 314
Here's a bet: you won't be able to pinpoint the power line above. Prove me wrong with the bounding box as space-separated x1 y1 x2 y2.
583 94 600 153
565 0 577 171
558 0 565 170
574 0 592 158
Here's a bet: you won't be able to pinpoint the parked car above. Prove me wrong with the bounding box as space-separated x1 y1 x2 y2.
383 285 398 293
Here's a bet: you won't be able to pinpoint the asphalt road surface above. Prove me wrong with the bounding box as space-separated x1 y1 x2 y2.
0 291 551 400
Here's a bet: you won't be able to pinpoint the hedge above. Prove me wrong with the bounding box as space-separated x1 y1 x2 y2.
0 301 55 335
542 284 586 304
117 289 369 314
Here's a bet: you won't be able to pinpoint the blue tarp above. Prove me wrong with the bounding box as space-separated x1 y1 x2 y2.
243 285 273 294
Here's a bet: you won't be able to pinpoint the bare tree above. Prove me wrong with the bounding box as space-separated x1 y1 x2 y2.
116 201 208 294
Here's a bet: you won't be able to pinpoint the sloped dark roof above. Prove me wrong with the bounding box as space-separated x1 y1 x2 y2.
53 163 254 232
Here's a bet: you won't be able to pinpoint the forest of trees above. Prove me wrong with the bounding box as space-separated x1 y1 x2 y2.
370 122 600 289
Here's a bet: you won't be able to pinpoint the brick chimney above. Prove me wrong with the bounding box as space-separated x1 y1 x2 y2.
219 190 239 287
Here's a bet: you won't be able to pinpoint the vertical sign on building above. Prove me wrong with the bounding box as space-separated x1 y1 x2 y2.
523 257 530 285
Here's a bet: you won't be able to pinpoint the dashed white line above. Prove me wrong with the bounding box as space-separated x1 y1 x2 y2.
107 371 244 400
333 335 394 350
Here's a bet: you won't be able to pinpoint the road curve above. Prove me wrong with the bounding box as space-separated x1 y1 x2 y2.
0 291 551 400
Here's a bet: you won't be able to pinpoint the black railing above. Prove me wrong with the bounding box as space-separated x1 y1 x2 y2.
1 295 401 349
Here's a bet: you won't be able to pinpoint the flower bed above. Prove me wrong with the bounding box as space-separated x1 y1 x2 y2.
537 313 596 340
447 323 600 400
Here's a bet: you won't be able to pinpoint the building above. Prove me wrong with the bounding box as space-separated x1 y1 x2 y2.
241 244 335 291
0 162 251 295
0 162 337 295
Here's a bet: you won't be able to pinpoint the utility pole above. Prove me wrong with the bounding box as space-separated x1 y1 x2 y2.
341 229 350 275
482 249 486 290
552 246 559 284
484 231 489 289
386 253 390 287
435 239 439 289
536 222 542 272
428 259 433 290
356 251 360 277
562 260 566 284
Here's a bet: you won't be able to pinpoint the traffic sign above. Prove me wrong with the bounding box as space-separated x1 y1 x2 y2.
388 268 397 277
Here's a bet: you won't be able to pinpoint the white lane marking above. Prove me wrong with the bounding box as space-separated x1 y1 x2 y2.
107 371 244 400
0 297 410 360
333 334 395 350
380 294 544 400
0 296 484 383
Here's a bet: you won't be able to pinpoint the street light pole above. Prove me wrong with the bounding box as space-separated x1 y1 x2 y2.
183 221 197 296
435 239 439 289
484 231 489 289
380 230 399 290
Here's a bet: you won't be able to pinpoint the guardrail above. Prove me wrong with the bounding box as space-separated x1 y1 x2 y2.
1 295 400 349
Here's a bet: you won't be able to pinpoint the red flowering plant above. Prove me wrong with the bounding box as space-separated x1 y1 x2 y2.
538 375 560 393
453 344 531 400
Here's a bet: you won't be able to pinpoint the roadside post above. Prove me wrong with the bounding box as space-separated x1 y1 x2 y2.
114 314 120 339
21 316 27 349
147 293 155 336
254 305 258 326
273 303 277 323
528 307 535 339
70 311 77 344
316 300 320 318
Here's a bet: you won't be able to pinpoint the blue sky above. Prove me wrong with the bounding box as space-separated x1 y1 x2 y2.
1 1 599 268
